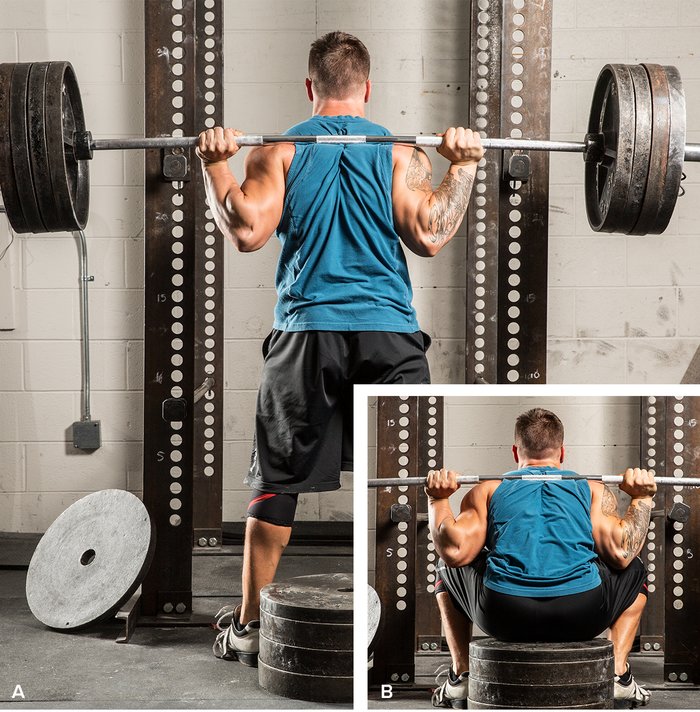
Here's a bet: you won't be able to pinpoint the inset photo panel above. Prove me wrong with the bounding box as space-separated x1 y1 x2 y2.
355 388 700 711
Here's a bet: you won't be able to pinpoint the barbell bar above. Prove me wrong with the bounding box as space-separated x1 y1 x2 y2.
367 473 700 488
0 60 693 236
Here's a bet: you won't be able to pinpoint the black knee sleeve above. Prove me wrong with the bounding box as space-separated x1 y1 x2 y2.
247 490 298 527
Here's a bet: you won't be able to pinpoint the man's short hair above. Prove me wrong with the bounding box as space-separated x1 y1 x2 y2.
514 408 564 456
308 31 370 100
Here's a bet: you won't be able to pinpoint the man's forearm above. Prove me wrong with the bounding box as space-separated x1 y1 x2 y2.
201 162 255 245
620 497 653 560
427 163 476 246
428 497 462 559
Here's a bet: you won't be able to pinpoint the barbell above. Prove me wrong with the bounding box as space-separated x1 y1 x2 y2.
367 472 700 488
0 60 694 236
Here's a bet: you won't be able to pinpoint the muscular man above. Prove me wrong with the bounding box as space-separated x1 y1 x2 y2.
197 31 484 665
426 408 655 709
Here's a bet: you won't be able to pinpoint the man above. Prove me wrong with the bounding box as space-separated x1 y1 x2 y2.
426 408 655 708
197 31 484 665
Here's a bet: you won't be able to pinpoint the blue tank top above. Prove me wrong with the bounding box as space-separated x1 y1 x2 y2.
273 115 419 332
484 467 601 597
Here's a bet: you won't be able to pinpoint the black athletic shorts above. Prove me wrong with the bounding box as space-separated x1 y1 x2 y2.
435 552 648 641
245 329 431 494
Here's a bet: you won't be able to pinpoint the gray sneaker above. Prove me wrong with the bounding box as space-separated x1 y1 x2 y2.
212 606 259 667
432 666 469 709
614 666 651 708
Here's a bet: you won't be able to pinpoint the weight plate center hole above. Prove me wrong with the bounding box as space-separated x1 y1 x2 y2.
80 548 96 566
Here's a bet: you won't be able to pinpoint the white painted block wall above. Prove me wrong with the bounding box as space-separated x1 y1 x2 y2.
1 0 699 532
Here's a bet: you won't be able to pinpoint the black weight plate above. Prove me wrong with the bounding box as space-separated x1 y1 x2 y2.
45 61 89 232
0 64 30 233
584 64 636 233
261 609 352 649
259 633 352 676
622 65 653 234
654 65 685 233
632 64 671 235
9 63 46 233
470 656 613 686
468 679 613 708
259 572 353 624
467 699 611 709
27 62 62 232
258 658 353 704
469 638 614 663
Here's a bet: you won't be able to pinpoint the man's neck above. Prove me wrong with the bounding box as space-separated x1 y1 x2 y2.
518 458 562 469
312 97 365 117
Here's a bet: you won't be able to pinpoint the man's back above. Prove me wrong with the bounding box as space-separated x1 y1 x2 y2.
275 115 418 333
485 474 601 597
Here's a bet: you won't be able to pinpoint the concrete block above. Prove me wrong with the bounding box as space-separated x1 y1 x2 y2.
87 147 125 188
0 32 17 61
627 236 700 287
548 237 626 287
370 82 468 135
223 31 315 84
90 391 143 441
223 0 315 29
551 57 628 83
627 339 700 383
444 446 514 476
67 0 143 31
25 340 126 391
318 0 371 28
18 33 122 84
370 0 470 31
627 28 698 59
126 340 144 390
426 337 464 384
0 444 24 493
682 80 700 134
405 236 466 289
124 237 145 289
318 488 353 521
412 286 465 339
125 441 144 491
11 290 78 340
123 148 145 187
83 83 145 139
552 29 628 60
223 83 288 133
576 1 678 27
678 288 700 336
85 186 143 240
679 3 700 26
0 393 75 442
224 339 264 390
575 288 677 338
548 185 576 236
678 182 700 234
277 82 317 131
222 440 255 490
0 0 69 30
25 442 135 492
550 81 578 135
552 0 576 29
0 492 85 533
0 342 23 390
547 339 627 383
24 237 126 290
223 288 277 339
225 239 280 289
551 403 638 446
564 445 640 477
222 390 257 440
359 31 423 84
86 289 144 340
548 288 575 338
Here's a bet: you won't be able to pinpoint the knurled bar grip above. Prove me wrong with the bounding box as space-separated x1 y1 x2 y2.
367 474 700 487
88 133 700 158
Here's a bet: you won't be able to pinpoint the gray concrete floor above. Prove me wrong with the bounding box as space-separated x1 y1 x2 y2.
367 651 700 709
0 538 352 709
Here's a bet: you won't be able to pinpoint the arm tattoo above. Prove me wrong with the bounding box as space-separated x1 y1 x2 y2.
620 500 652 559
601 486 619 516
427 167 475 244
405 149 433 192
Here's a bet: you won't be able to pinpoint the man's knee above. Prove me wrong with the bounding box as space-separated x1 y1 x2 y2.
246 490 298 528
